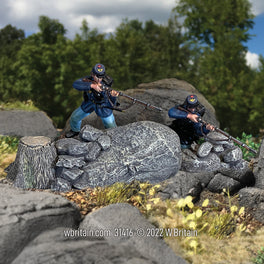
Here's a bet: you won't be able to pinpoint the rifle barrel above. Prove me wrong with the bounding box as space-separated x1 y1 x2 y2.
213 127 257 154
119 92 163 112
102 85 163 112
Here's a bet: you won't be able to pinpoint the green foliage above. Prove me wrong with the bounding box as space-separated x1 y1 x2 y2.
0 100 39 111
253 247 264 264
236 132 261 160
38 16 67 44
0 135 19 154
0 24 25 101
173 0 256 136
175 0 254 47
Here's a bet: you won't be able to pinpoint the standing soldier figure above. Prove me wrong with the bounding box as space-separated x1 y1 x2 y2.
66 63 119 138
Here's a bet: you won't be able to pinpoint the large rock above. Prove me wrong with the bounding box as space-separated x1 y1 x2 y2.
238 187 264 224
207 173 242 193
253 138 264 189
56 121 182 189
80 203 188 264
63 78 219 132
0 183 81 264
181 150 221 173
12 227 158 264
0 184 187 264
158 171 214 199
0 110 58 139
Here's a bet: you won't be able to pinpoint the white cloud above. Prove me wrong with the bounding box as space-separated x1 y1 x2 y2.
246 51 260 69
249 0 264 15
1 0 176 38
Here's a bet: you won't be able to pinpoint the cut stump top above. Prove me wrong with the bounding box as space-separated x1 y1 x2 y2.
20 136 51 147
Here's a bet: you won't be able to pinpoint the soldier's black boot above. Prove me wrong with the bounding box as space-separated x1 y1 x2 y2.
65 130 79 138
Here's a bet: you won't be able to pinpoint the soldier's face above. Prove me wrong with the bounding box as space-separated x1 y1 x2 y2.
187 106 197 114
93 74 103 83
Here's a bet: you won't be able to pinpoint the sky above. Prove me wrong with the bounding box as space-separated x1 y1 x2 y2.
0 0 263 69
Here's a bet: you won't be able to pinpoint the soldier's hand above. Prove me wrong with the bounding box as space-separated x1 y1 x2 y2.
206 124 215 131
91 83 102 92
187 113 199 123
110 90 119 97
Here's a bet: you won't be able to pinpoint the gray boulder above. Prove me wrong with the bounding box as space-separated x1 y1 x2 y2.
71 121 182 188
80 203 188 264
197 142 213 158
205 131 234 147
0 183 81 264
181 151 221 173
0 183 187 264
56 155 86 169
12 227 157 264
222 147 243 163
238 187 264 224
0 110 58 139
253 138 264 189
158 171 214 199
218 160 254 185
207 173 242 193
51 177 72 192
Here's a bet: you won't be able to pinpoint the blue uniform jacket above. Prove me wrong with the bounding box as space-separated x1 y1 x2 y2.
168 106 210 137
73 76 117 118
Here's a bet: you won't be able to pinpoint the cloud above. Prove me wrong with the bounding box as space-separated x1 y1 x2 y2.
246 51 260 69
0 0 176 37
249 0 264 15
1 0 263 36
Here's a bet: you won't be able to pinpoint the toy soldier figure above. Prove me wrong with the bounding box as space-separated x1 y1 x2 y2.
66 63 119 138
168 94 214 149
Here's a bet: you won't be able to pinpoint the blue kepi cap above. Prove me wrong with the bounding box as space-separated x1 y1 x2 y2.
92 63 106 77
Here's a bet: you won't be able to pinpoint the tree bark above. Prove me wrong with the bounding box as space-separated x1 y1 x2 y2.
7 136 57 189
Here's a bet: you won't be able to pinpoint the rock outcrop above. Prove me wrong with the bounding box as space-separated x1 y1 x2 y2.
253 138 264 188
0 183 81 264
80 203 188 264
53 121 182 191
238 138 264 224
0 110 58 139
158 131 255 199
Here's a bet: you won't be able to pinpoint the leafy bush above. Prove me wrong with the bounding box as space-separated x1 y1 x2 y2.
253 247 264 264
236 132 261 161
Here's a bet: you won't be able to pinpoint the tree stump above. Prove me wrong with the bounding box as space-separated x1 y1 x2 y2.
7 136 57 189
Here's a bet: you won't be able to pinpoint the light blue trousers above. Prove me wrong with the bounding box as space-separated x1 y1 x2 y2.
70 106 117 132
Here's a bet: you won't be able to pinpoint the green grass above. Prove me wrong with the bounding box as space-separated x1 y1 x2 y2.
0 136 19 178
0 100 39 111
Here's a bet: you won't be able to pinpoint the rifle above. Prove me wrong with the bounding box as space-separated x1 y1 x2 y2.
177 106 257 154
101 83 163 112
84 76 163 112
